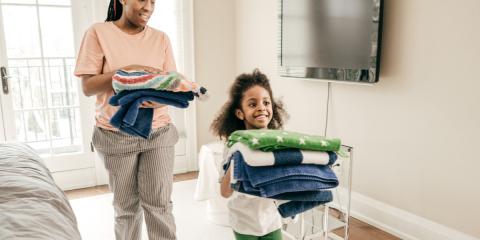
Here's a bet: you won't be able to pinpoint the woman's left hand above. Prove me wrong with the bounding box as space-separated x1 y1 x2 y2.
140 101 165 108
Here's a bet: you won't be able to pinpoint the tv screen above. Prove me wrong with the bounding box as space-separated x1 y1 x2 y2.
278 0 384 83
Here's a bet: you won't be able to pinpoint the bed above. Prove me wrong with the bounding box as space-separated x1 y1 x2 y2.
0 143 81 240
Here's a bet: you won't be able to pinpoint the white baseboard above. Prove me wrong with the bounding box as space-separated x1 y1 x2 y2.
335 189 478 240
52 167 97 191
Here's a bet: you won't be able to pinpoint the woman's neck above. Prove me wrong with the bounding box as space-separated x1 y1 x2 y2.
113 17 145 35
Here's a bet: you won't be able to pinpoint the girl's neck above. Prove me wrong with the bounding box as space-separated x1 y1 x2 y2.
245 126 268 130
113 17 145 35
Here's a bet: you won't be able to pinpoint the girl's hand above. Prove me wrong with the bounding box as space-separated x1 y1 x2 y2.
220 165 234 198
140 101 165 108
122 65 163 74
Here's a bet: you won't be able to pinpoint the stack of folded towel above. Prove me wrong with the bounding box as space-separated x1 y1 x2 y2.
112 70 207 98
109 70 207 138
224 129 342 218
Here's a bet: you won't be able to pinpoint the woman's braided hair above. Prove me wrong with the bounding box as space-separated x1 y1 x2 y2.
106 0 123 21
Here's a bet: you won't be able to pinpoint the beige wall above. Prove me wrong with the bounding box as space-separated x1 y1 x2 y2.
233 0 480 237
329 1 480 237
195 0 480 237
194 0 237 147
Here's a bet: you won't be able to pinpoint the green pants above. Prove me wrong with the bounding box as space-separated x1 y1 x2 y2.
233 229 283 240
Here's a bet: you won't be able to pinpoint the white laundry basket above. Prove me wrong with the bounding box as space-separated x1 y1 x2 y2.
194 141 230 226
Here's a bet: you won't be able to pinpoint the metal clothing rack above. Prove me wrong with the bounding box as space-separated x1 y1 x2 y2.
282 145 354 240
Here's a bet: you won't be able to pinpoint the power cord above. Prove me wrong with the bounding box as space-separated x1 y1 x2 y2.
324 82 331 136
311 82 333 234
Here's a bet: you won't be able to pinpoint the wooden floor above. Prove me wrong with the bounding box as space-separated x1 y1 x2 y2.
330 209 400 240
65 172 400 240
65 171 199 200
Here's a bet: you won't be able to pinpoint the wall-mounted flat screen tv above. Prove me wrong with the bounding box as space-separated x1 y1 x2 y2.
278 0 384 83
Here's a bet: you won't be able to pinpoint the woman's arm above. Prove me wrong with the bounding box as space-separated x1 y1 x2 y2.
220 166 234 198
80 72 115 97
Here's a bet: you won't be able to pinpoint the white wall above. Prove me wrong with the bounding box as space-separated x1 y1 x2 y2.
195 0 480 238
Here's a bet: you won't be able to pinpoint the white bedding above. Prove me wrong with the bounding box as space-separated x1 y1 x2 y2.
0 143 81 240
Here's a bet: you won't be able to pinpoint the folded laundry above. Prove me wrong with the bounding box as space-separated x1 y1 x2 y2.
226 142 337 167
227 151 338 217
277 200 330 218
109 89 193 138
232 181 333 202
110 102 154 138
227 129 341 152
112 70 208 99
110 88 194 107
231 151 339 197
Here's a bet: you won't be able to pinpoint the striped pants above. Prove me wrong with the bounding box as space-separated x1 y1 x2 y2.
92 124 179 240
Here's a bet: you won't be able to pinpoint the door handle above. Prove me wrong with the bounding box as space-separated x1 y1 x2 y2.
1 66 10 94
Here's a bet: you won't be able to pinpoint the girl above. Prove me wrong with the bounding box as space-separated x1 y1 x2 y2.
211 69 288 240
74 0 178 239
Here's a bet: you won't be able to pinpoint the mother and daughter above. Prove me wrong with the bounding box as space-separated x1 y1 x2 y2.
75 0 292 239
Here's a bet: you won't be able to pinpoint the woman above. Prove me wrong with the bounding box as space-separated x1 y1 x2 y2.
74 0 179 239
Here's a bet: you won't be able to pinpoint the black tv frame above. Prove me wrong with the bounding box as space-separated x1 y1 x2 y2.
278 0 384 84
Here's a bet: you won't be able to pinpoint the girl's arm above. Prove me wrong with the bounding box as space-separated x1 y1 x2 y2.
220 166 234 198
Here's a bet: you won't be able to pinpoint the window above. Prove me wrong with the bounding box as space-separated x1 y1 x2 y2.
148 0 195 134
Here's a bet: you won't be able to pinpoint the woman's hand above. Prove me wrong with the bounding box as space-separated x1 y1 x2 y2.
140 101 165 108
122 65 167 108
122 65 164 74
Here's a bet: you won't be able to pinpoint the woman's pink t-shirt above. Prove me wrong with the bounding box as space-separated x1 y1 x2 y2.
74 22 176 130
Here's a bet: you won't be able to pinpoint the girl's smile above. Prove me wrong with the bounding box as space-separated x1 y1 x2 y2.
237 86 273 130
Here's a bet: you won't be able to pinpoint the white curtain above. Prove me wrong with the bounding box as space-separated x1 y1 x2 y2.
149 0 191 76
148 0 195 147
92 0 193 77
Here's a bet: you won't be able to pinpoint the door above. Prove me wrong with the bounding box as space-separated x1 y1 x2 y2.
0 0 96 190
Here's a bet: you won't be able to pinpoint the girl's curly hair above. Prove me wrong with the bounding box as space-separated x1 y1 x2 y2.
210 69 288 140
